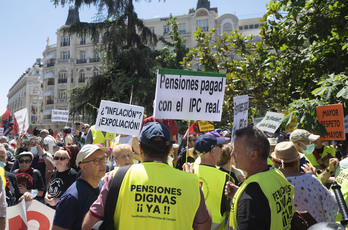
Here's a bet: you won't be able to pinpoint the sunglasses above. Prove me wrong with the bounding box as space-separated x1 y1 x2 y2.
19 159 32 164
54 156 68 161
81 156 107 165
215 144 223 148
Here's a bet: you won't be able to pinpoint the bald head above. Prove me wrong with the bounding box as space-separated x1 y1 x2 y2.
113 144 133 167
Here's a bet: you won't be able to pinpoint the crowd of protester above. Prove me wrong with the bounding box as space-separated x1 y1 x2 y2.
0 118 347 230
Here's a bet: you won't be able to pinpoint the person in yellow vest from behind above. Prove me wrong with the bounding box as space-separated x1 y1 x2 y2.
82 122 212 230
225 126 294 230
334 168 348 223
193 133 232 230
85 125 116 146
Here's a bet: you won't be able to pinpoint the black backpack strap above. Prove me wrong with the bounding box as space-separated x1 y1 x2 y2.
99 165 131 230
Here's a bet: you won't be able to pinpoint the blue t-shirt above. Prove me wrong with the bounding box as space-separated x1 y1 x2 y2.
53 178 100 230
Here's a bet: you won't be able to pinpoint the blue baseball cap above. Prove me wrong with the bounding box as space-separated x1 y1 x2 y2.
139 122 172 147
194 133 226 154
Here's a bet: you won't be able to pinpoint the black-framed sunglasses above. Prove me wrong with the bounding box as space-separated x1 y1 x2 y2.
215 144 223 148
19 159 32 164
81 156 107 165
54 156 68 161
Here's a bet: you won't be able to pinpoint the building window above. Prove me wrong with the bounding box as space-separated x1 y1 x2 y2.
94 70 99 76
79 71 85 83
244 25 249 30
80 36 86 45
90 52 100 62
62 51 70 60
93 35 100 44
58 71 68 83
179 24 186 34
223 22 233 34
149 27 155 33
239 26 243 30
47 79 55 85
249 24 254 29
61 36 70 46
255 24 259 28
197 19 208 32
163 26 170 35
58 90 67 99
77 51 87 64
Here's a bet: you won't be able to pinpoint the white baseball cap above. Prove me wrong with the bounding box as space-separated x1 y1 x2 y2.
76 144 109 167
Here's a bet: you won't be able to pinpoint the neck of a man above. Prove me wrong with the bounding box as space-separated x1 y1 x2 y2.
143 155 168 163
246 161 269 178
80 174 99 188
200 153 216 166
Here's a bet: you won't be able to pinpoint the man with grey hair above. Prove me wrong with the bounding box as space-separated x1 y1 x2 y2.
40 129 56 155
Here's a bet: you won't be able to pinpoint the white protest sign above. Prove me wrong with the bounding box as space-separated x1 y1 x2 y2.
6 199 55 230
154 68 226 121
14 108 29 133
253 117 264 126
51 109 69 122
256 111 285 133
231 95 249 142
95 100 144 136
0 127 3 137
344 115 348 133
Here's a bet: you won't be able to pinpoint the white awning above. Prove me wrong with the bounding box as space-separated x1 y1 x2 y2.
43 90 53 96
43 109 52 115
45 53 56 60
44 72 54 79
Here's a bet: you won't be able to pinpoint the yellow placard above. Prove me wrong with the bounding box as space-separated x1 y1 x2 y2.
198 121 214 132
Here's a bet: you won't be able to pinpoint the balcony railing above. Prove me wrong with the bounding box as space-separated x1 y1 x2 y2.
58 79 68 83
89 58 100 63
47 62 55 67
47 80 55 86
46 100 54 105
76 59 87 64
78 77 86 83
56 99 68 104
60 42 70 46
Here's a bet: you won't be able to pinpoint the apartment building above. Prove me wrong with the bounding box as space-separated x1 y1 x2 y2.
7 59 43 126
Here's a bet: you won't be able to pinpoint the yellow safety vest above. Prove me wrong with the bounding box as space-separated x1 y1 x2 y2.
0 167 5 187
306 146 337 169
334 168 348 222
90 125 116 144
230 168 294 230
113 162 201 230
194 164 232 230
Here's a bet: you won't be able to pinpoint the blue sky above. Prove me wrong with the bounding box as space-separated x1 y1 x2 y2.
0 0 270 114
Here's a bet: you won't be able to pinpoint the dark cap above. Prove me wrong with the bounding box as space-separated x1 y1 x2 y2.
139 122 172 147
194 133 225 154
53 142 64 147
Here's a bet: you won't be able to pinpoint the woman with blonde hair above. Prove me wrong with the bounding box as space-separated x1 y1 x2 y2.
45 149 77 208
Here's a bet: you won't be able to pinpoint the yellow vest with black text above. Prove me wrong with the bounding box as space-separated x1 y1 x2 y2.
90 125 116 144
334 168 348 222
229 169 294 230
113 162 201 230
0 167 5 187
194 164 232 230
306 146 337 169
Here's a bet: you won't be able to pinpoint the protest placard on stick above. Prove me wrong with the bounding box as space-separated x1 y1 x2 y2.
256 112 285 133
316 104 345 140
51 109 69 123
95 100 144 136
154 68 226 121
231 95 249 142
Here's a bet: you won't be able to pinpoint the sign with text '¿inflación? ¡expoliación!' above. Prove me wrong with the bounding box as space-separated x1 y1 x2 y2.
153 68 226 121
95 100 144 136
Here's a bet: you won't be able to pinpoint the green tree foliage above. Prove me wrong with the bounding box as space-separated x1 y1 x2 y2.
155 14 189 69
182 0 348 129
53 0 161 120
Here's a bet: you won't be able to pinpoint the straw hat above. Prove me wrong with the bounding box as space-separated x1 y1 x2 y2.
271 141 300 163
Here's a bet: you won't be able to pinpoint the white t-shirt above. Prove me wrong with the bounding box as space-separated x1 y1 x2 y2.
286 173 337 222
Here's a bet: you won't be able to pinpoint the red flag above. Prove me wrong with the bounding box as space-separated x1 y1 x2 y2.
0 108 14 136
52 129 57 139
183 121 200 139
11 118 18 137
